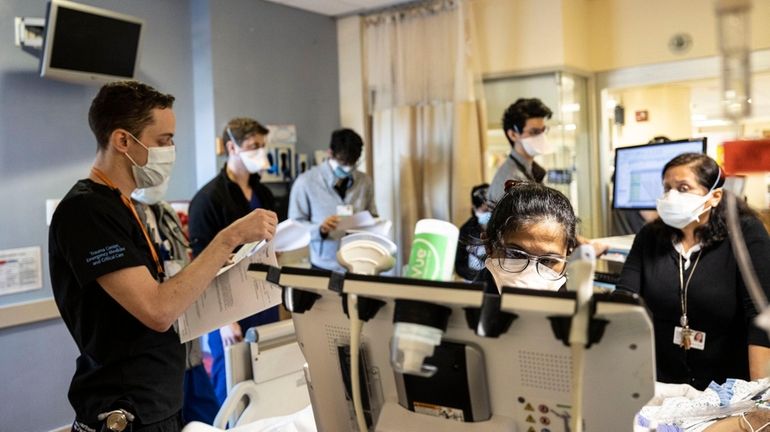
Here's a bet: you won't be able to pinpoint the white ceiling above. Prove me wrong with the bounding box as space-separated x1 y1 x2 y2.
264 0 412 16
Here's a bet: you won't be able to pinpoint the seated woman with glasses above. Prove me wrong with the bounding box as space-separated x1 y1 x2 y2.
478 179 578 293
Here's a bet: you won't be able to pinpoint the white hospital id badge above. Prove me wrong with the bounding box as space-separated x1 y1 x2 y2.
337 205 354 216
673 326 706 350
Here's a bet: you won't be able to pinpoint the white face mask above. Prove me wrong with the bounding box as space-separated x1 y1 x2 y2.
239 147 270 174
125 133 175 189
519 133 554 157
656 173 721 229
484 257 565 292
656 190 716 229
131 177 170 205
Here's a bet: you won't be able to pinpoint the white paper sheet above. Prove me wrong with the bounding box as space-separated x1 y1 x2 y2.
330 211 377 239
346 220 392 237
274 219 311 252
0 246 43 296
177 241 281 343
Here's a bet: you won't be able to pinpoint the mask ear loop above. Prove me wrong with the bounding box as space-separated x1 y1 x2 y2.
226 127 240 148
708 167 722 193
699 167 723 219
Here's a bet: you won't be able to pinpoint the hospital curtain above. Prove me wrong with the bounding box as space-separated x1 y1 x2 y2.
365 0 486 269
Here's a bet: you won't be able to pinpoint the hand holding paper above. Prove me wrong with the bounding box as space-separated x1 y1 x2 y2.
177 240 281 343
228 208 278 246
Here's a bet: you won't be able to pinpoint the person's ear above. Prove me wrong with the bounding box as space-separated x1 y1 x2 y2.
710 188 724 207
505 129 519 144
109 129 131 154
226 140 238 156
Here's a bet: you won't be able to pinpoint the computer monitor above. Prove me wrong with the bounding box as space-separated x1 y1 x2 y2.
40 0 143 83
613 138 707 210
250 264 655 431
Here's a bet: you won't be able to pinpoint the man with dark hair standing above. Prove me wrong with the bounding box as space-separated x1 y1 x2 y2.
49 82 277 432
288 128 378 272
188 117 278 405
489 98 554 202
489 98 607 255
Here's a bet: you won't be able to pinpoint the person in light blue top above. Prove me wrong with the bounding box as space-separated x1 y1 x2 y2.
288 129 378 272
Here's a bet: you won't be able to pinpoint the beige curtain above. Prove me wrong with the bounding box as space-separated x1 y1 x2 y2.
366 0 486 268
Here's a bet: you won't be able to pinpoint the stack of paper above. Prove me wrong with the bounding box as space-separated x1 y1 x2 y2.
177 240 281 343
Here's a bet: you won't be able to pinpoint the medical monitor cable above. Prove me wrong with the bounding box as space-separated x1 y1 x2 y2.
725 192 770 334
348 293 368 431
566 244 596 432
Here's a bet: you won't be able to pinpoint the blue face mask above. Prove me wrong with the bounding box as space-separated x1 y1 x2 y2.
329 159 354 179
475 210 491 226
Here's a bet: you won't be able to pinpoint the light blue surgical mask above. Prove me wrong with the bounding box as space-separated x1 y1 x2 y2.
329 159 354 179
475 210 491 226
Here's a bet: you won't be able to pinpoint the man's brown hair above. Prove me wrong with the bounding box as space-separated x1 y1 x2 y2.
88 81 175 150
222 117 269 147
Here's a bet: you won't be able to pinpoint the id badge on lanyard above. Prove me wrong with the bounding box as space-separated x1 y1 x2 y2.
673 326 706 350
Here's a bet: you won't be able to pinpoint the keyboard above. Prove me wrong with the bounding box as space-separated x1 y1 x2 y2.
594 271 621 285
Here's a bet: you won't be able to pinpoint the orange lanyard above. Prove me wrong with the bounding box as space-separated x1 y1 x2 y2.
91 168 165 279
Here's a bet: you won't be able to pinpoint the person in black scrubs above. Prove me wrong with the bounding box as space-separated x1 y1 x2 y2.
132 182 220 426
455 183 490 281
477 179 578 294
49 81 277 432
617 153 770 389
188 117 279 405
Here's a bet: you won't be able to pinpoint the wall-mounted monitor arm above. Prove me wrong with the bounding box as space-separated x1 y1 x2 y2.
14 17 45 50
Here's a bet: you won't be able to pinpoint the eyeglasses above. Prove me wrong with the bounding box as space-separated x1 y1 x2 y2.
514 125 549 137
495 245 567 280
227 127 266 151
525 126 548 136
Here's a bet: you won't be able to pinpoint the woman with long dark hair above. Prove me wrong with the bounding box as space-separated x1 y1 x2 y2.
478 179 578 293
617 153 770 389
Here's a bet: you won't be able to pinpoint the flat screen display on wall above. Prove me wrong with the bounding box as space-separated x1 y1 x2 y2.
40 0 143 84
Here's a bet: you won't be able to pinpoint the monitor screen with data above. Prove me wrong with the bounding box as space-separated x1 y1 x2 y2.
613 139 707 210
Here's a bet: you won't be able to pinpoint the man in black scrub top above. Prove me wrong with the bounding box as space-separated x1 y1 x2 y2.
188 117 278 405
49 81 277 432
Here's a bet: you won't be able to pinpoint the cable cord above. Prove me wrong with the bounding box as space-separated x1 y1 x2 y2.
570 345 584 432
741 411 770 432
725 193 769 315
348 294 368 431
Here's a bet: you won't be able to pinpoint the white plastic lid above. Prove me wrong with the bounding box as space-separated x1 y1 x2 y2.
414 219 459 239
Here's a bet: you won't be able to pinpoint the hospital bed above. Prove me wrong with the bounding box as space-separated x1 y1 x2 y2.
182 319 315 432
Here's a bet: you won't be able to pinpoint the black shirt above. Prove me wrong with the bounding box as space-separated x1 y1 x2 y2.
455 216 486 281
617 217 770 389
49 180 185 424
189 166 279 330
188 166 275 257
